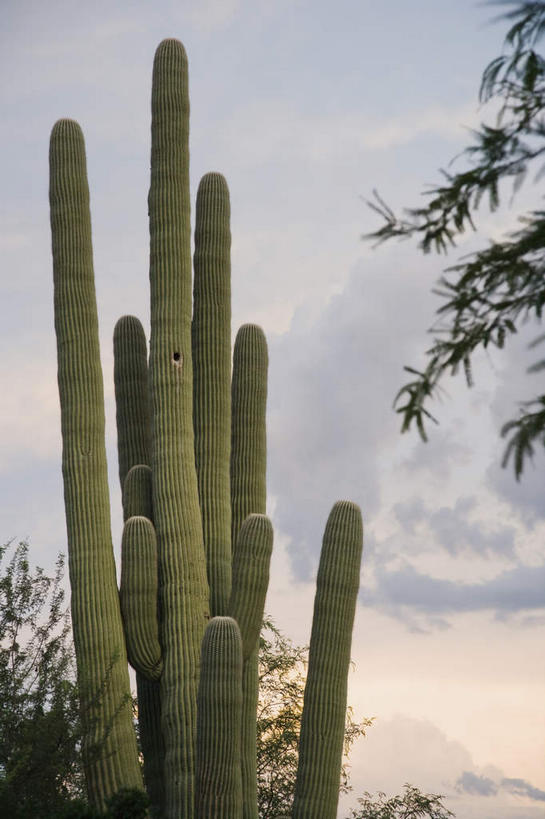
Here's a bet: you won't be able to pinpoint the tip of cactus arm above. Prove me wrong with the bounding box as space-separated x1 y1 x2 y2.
114 314 145 335
154 38 188 62
50 118 84 143
331 499 362 515
236 323 266 340
198 171 229 189
328 500 364 540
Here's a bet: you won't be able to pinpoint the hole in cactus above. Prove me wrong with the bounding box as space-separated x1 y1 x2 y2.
172 351 182 365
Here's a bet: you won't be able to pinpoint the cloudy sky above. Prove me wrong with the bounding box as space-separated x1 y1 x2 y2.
2 1 544 816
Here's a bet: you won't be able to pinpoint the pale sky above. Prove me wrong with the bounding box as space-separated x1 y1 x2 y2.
2 1 544 817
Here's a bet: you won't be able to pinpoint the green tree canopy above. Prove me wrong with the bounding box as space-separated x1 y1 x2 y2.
346 784 454 819
366 0 545 478
0 540 84 818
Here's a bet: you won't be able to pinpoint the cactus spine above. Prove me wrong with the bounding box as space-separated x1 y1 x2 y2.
50 38 364 819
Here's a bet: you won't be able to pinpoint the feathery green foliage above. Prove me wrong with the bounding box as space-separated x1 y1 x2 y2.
0 541 84 818
366 0 545 478
346 783 454 819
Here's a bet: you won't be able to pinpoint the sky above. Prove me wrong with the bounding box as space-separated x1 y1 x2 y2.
2 1 544 817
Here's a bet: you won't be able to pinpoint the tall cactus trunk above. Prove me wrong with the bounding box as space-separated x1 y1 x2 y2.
49 119 142 810
148 39 210 819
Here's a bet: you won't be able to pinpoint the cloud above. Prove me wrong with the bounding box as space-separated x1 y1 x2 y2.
267 254 440 579
367 561 545 621
393 495 516 559
456 771 545 803
457 770 498 797
502 779 545 802
341 715 545 819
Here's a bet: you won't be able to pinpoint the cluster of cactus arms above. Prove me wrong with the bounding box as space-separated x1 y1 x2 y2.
49 38 363 819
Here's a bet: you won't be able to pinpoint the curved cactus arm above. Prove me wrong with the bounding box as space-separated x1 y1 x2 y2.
114 316 151 488
123 464 153 522
230 323 268 819
120 516 163 681
195 617 243 819
292 501 364 819
192 172 232 617
148 38 210 818
49 118 143 807
229 513 273 661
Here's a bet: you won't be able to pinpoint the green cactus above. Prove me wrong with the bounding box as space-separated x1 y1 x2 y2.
49 119 143 807
113 314 164 817
292 501 364 819
196 617 243 818
192 172 233 619
50 37 364 819
147 39 210 819
230 323 269 819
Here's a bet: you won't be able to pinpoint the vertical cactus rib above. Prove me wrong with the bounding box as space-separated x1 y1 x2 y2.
120 516 163 680
229 514 273 661
292 501 364 819
192 172 232 617
113 316 151 488
113 314 165 818
230 323 268 819
148 38 210 818
196 617 243 819
49 118 142 808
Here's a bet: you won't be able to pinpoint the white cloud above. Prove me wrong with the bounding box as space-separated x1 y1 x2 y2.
340 715 545 819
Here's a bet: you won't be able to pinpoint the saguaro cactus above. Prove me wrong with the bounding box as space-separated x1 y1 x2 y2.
49 120 143 804
50 37 364 819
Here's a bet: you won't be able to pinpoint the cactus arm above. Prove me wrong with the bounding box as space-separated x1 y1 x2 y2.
113 316 151 488
119 516 163 680
113 317 164 817
230 324 268 543
229 514 273 661
122 464 153 522
195 617 243 818
192 172 232 617
49 118 143 808
292 501 364 819
230 323 268 819
148 38 210 818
